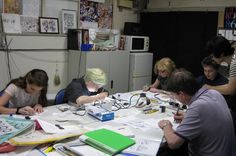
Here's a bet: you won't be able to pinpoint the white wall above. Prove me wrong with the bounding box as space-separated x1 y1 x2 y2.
0 48 68 94
148 0 236 11
112 0 138 32
0 0 138 94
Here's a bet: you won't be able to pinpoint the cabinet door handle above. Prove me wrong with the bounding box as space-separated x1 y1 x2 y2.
111 80 113 89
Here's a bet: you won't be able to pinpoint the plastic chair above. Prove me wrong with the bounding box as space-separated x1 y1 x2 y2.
0 90 10 107
54 89 65 105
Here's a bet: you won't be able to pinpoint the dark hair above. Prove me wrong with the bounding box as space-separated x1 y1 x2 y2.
166 68 201 96
8 69 49 105
201 55 220 70
206 35 234 58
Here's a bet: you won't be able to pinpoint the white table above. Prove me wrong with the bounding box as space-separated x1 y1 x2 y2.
2 91 179 156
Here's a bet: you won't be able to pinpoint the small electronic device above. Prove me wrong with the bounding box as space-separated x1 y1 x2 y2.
86 105 114 121
123 35 149 52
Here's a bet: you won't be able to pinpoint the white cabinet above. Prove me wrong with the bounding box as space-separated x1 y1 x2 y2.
68 50 130 94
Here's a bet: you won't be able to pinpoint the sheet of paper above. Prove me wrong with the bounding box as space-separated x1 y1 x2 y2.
122 137 162 156
145 117 179 130
71 145 109 156
37 118 82 134
115 116 152 131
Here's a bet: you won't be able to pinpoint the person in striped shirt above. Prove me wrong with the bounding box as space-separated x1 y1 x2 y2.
205 35 236 135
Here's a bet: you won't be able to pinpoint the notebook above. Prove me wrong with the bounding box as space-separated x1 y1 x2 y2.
79 128 135 155
0 116 34 144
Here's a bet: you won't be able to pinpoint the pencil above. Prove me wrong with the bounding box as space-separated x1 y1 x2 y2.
176 106 180 115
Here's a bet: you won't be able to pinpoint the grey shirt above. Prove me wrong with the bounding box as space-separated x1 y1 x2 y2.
176 87 235 156
5 84 40 108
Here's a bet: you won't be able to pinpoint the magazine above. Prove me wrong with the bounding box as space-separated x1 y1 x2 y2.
0 116 34 144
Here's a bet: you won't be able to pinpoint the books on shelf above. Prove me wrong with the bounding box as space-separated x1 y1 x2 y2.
79 128 135 155
0 116 34 144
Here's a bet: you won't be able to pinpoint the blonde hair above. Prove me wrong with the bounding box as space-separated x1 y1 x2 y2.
154 57 176 75
84 68 107 86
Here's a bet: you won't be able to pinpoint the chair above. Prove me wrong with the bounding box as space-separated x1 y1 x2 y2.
54 89 65 105
0 90 10 107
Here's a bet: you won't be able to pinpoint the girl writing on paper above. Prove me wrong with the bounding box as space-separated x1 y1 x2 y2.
0 69 49 115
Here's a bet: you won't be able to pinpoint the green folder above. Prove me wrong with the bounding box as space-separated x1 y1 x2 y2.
79 128 135 155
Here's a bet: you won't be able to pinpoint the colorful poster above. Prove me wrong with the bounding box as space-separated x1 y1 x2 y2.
4 0 22 14
97 3 112 29
80 0 113 29
224 7 236 29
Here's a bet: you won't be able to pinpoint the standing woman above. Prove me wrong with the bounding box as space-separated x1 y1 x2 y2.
205 36 236 111
0 69 49 115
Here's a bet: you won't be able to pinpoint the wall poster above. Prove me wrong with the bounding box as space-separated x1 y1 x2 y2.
3 0 22 14
80 0 113 29
224 7 236 29
61 9 77 34
2 13 21 33
20 15 38 33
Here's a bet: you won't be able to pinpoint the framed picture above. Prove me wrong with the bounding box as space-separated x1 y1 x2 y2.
61 9 77 34
39 17 59 34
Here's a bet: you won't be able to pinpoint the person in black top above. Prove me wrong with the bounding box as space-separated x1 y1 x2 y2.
197 55 228 86
64 68 108 105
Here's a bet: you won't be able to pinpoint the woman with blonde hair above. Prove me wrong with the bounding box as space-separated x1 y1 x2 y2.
144 57 176 93
64 68 108 105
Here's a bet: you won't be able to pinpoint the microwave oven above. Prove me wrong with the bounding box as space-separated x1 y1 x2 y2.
122 35 149 52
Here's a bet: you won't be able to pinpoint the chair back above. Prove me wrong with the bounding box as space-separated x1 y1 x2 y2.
54 89 65 105
0 90 10 107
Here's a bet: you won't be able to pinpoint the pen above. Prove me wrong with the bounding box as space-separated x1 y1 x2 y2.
176 106 180 116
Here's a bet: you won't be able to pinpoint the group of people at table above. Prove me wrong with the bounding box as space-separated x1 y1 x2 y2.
0 35 236 156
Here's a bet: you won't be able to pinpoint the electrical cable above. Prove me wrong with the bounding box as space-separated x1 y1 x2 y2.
4 36 13 80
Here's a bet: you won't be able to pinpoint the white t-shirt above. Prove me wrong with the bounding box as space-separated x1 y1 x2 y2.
229 54 236 78
5 84 40 108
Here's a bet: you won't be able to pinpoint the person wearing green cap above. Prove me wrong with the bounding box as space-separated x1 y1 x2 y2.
64 68 108 105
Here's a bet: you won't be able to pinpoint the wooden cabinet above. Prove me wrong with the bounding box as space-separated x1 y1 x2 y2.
68 50 130 94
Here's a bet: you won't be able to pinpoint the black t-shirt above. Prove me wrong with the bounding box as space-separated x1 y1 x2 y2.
157 76 168 90
196 73 228 87
63 77 107 103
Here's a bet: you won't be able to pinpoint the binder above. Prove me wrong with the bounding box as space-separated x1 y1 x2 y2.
79 128 135 155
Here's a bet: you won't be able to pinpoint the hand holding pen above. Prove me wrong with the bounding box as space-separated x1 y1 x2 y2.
173 107 184 123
